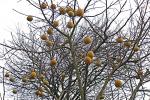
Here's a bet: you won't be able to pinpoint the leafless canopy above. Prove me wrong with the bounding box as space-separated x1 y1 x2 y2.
0 0 150 100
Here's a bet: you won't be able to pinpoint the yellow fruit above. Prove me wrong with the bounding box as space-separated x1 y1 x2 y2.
83 36 92 44
76 8 84 16
38 87 44 92
61 73 65 81
9 77 15 82
115 80 122 88
66 6 73 13
116 37 123 43
95 58 101 66
136 69 143 79
84 56 92 64
47 28 53 35
43 79 49 85
5 72 9 77
27 16 33 22
50 58 57 66
35 90 40 96
39 91 44 97
22 77 28 82
46 40 54 46
30 71 36 79
87 51 94 59
53 20 59 28
40 34 48 40
133 46 140 52
12 89 17 94
35 90 44 97
137 69 143 76
40 2 47 9
124 41 131 48
51 4 56 9
39 74 45 80
78 53 84 58
59 7 66 15
67 21 74 28
67 11 74 17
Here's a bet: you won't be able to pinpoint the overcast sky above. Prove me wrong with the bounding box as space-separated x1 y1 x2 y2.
0 0 21 40
0 0 35 42
0 0 28 99
0 0 149 100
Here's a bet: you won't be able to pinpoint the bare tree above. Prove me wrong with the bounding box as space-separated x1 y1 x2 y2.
0 0 150 100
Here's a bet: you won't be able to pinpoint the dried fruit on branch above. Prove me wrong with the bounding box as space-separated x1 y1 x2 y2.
50 4 56 10
59 7 66 15
76 8 84 17
84 56 92 64
83 36 92 44
27 16 33 22
12 89 17 94
30 71 36 79
46 40 54 46
52 20 59 28
47 28 53 35
40 2 47 9
124 41 131 48
68 11 74 17
5 72 9 77
87 51 94 59
40 34 48 40
115 80 122 88
66 6 73 13
116 37 123 43
133 45 140 52
50 58 57 66
67 21 74 28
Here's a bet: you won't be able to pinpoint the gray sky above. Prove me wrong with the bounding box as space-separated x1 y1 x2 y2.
0 0 28 99
0 0 149 100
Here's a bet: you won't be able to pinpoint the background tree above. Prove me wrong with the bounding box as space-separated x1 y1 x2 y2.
0 0 150 100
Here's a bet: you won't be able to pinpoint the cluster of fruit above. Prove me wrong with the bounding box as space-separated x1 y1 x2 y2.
5 69 50 96
116 37 140 52
26 2 84 29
